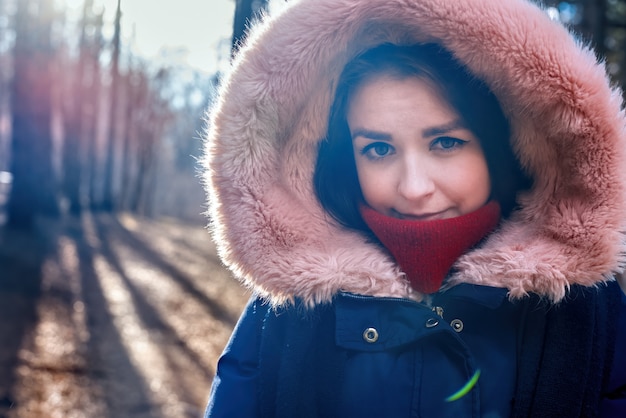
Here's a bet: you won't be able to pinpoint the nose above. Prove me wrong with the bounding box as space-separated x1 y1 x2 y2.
397 159 435 202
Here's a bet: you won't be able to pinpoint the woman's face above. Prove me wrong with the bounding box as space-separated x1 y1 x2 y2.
348 75 491 220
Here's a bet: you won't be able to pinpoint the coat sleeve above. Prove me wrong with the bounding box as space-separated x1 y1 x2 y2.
600 290 626 417
204 296 266 418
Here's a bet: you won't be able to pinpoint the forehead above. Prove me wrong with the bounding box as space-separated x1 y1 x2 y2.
349 71 449 107
348 73 452 115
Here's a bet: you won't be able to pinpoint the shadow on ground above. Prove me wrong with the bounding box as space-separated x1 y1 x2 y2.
0 212 248 418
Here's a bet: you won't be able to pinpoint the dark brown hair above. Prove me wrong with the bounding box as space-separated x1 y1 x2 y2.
314 43 531 231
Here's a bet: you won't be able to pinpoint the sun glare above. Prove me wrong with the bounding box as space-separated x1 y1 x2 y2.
58 0 235 74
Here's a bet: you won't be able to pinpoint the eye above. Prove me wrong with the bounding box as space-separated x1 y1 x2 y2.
431 136 468 151
361 142 394 160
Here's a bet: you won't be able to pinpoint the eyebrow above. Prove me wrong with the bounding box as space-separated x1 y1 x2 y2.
351 129 392 141
351 119 468 142
422 119 467 138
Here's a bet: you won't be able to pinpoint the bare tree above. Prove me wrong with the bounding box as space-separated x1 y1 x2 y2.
581 0 608 57
231 0 269 57
85 8 105 209
129 68 174 217
61 0 96 215
101 0 122 211
119 60 137 210
7 0 59 228
0 0 10 172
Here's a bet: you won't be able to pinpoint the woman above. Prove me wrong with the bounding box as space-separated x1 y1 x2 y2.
203 0 626 416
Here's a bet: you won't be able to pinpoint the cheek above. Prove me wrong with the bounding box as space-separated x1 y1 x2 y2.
355 162 392 206
453 156 491 205
356 167 379 202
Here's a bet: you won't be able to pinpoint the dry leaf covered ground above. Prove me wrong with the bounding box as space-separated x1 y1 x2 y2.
0 212 249 418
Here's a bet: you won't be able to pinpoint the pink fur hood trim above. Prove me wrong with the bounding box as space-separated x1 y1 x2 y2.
203 0 626 306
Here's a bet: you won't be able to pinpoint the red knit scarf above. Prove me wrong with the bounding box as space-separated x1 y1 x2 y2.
360 201 501 294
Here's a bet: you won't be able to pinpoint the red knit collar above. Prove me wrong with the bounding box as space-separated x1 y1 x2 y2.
360 201 501 294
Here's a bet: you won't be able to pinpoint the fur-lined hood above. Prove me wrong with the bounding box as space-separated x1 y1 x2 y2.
203 0 626 306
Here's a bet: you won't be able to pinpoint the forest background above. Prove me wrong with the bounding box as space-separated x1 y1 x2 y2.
0 0 624 417
1 0 625 228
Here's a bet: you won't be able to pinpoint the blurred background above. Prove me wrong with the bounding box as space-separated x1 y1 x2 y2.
0 0 291 225
0 0 623 417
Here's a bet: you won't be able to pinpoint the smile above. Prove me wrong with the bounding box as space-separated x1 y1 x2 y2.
392 209 449 221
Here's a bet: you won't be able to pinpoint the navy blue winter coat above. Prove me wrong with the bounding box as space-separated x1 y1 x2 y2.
203 0 626 416
206 283 626 417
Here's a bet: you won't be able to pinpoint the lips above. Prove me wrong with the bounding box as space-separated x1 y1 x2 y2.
391 209 451 221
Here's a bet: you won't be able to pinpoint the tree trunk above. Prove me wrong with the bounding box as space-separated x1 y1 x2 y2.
231 0 269 57
582 0 607 57
101 0 122 211
7 0 59 229
0 0 9 172
120 70 136 210
62 0 93 215
86 9 104 209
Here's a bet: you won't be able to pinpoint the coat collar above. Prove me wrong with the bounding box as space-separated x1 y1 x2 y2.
334 285 509 350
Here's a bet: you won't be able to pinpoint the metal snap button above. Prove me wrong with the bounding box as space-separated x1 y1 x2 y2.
432 306 444 318
363 327 379 343
451 319 464 333
425 318 439 328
